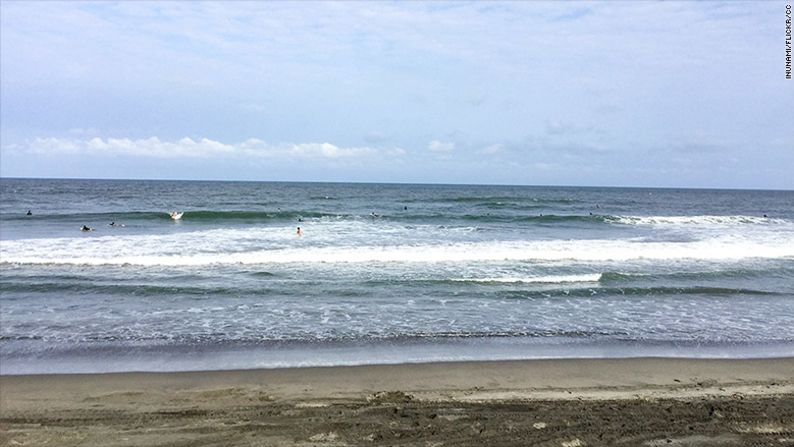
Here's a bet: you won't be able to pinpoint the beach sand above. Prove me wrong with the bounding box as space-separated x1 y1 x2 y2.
2 358 793 446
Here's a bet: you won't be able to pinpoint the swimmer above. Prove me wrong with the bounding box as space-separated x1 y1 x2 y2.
296 226 302 236
26 210 32 216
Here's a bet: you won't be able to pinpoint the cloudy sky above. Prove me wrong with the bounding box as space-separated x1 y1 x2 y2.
1 1 791 188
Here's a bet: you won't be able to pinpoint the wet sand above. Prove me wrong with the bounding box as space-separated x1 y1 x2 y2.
2 358 793 446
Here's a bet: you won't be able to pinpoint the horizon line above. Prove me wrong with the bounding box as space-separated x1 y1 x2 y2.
1 175 791 193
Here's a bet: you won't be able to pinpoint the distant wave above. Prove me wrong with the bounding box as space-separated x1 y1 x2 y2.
371 213 789 227
599 267 794 282
1 209 603 224
402 213 788 227
609 215 789 226
372 214 790 228
180 210 346 221
406 196 581 205
5 211 787 230
0 210 350 222
389 213 615 225
1 211 169 221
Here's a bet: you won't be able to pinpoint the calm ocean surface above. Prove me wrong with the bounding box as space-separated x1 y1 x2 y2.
1 178 793 374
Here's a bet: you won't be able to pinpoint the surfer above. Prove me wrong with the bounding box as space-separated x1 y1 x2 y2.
296 227 302 236
26 210 32 216
170 211 183 220
81 225 93 232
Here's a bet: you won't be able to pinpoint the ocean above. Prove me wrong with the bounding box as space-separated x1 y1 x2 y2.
1 178 793 374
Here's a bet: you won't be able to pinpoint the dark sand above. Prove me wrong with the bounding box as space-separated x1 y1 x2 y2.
2 358 793 446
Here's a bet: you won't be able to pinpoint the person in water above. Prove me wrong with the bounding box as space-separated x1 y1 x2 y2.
26 210 32 216
296 227 302 236
81 225 93 231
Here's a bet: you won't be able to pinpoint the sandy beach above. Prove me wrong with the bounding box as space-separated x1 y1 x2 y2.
1 357 793 446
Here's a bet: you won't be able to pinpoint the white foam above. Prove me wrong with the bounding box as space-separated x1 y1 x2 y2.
451 274 602 284
611 215 790 227
2 235 793 266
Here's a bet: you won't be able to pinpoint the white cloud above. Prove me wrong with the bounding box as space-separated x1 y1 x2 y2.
428 140 455 153
283 142 376 159
24 137 393 160
27 137 82 154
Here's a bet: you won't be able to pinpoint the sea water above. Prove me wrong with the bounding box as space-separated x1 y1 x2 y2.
1 178 793 374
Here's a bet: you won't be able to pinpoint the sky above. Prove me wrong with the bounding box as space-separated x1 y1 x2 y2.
1 1 791 189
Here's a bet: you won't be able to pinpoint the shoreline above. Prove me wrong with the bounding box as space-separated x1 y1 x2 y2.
6 337 794 376
3 357 793 446
3 355 794 379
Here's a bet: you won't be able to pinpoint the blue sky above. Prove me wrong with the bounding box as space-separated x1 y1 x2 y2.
1 1 791 188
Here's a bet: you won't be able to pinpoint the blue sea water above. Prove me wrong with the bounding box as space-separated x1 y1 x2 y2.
1 178 793 374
